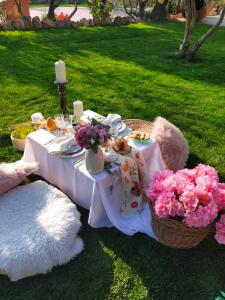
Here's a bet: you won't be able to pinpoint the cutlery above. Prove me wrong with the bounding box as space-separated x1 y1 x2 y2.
74 155 85 167
44 137 58 146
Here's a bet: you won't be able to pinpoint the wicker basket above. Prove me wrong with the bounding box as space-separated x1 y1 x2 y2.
149 202 213 249
124 119 153 132
10 134 26 152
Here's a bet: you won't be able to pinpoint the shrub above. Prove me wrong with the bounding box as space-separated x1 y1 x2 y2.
88 0 112 24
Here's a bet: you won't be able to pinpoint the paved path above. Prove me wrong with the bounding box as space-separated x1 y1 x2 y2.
30 6 126 21
202 15 225 26
30 7 225 26
175 15 225 27
30 6 92 21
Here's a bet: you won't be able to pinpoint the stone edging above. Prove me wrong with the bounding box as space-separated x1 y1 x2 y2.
0 15 140 31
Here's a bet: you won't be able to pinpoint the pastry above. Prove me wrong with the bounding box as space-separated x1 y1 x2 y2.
113 138 132 154
129 131 150 141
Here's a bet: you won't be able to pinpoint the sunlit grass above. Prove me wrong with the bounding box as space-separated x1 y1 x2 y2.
0 22 225 299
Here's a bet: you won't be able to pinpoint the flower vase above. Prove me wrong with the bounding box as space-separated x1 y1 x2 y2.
85 146 104 175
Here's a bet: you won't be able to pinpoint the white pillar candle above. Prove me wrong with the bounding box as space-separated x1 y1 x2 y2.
55 60 66 83
73 100 84 117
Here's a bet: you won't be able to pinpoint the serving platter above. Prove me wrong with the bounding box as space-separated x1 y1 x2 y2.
128 131 152 144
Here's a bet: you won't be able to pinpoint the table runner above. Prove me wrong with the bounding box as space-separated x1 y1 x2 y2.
22 129 164 238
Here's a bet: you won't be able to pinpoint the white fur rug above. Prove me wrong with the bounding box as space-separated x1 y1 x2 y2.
0 180 84 281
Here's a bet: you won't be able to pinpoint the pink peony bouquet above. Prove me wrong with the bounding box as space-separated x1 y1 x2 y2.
148 164 225 244
75 124 109 153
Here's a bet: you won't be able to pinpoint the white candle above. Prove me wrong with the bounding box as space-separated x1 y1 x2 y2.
55 60 66 83
73 100 84 117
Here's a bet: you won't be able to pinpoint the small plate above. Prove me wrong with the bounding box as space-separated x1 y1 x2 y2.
58 147 85 158
112 145 132 156
128 131 151 143
64 145 82 155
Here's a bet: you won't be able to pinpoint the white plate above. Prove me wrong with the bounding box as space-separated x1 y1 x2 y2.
58 147 85 158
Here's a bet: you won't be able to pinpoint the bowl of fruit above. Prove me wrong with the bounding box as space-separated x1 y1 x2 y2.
112 138 132 155
11 125 35 151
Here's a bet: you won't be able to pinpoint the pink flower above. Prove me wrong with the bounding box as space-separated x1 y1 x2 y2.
215 214 225 244
215 183 225 211
154 191 184 219
176 168 196 184
184 198 218 227
179 189 198 214
195 164 218 178
147 165 221 229
148 170 173 203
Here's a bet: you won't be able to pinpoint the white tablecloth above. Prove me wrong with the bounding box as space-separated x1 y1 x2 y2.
22 129 164 238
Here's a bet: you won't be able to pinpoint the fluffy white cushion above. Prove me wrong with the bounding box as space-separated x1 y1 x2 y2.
0 161 38 196
0 180 83 281
151 117 189 171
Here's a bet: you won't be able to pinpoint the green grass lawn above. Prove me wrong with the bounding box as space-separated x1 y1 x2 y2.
0 22 225 300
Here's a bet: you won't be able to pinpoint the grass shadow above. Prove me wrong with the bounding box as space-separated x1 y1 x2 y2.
100 229 225 300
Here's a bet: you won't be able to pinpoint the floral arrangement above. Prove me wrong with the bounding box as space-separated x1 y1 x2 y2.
148 164 225 244
54 12 69 21
75 124 109 153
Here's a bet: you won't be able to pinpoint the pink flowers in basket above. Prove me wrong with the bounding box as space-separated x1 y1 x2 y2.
148 164 225 244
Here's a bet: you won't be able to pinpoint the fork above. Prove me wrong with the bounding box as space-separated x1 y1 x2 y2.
74 155 85 167
44 137 58 146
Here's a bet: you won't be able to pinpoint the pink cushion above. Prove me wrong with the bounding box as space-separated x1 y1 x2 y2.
151 117 189 171
0 161 38 196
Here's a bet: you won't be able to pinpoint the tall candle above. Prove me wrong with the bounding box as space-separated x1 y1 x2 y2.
55 60 66 83
73 100 84 117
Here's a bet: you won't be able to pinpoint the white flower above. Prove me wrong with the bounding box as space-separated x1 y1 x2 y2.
90 137 95 145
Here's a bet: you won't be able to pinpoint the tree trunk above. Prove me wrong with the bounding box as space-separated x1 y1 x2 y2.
188 6 225 59
14 0 23 17
139 0 146 18
178 0 196 58
162 0 169 7
68 0 77 20
47 0 61 21
150 2 168 20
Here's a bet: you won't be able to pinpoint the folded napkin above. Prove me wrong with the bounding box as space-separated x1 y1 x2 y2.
106 114 122 124
117 150 147 216
48 136 75 155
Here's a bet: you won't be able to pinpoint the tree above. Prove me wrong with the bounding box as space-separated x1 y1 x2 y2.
178 0 225 59
14 0 23 17
47 0 78 21
122 0 169 20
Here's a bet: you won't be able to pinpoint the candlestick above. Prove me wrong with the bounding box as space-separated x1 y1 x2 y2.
55 60 66 84
55 80 68 118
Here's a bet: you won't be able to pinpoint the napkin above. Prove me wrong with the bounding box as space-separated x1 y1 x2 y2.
118 150 147 216
104 150 118 163
106 114 122 124
48 136 75 155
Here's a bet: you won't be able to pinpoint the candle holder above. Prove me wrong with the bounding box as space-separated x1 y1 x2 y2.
54 80 69 118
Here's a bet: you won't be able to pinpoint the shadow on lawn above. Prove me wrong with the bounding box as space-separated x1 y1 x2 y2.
99 226 225 300
0 23 225 92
